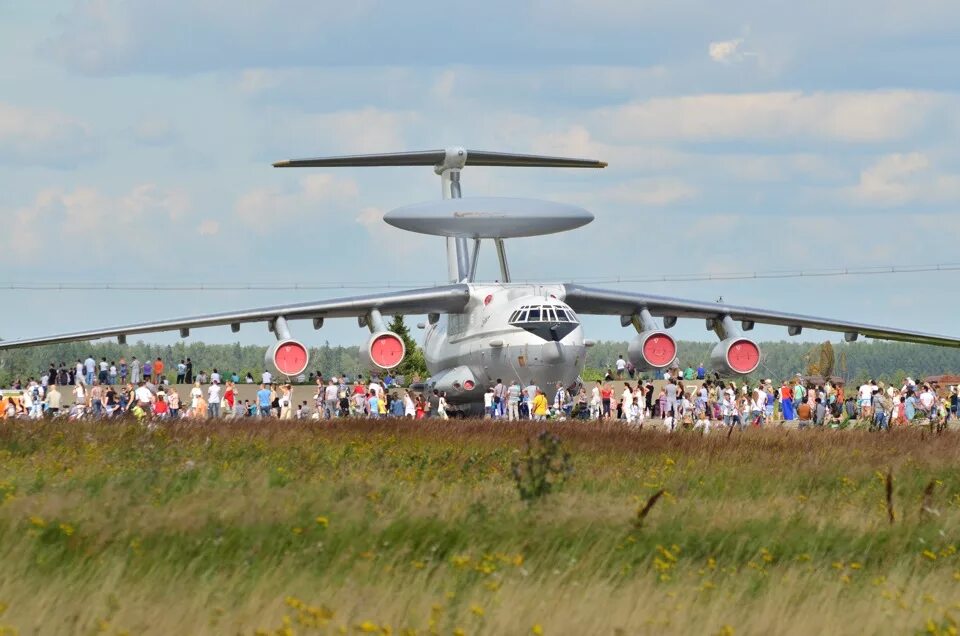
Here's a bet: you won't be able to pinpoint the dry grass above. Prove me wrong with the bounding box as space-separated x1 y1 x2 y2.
1 418 959 635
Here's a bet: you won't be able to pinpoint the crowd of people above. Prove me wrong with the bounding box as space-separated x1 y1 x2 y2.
3 354 958 431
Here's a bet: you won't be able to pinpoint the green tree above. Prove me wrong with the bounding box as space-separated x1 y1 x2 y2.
388 315 428 382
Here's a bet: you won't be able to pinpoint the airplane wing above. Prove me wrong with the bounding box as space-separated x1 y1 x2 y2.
0 285 470 350
562 284 960 347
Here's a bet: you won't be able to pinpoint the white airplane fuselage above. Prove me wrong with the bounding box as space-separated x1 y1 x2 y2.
422 283 587 405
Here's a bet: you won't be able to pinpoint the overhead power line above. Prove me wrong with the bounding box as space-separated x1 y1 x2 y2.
1 262 958 292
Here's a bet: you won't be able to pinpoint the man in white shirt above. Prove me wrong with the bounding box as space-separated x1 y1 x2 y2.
134 383 153 408
208 382 222 418
483 388 494 419
615 355 627 379
84 356 96 385
754 388 767 426
210 369 221 385
262 370 272 385
858 381 875 418
324 380 339 418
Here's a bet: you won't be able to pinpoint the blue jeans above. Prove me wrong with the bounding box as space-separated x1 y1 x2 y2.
85 371 94 385
209 403 220 418
259 405 272 417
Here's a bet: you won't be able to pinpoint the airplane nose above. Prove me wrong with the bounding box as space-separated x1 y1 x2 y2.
541 342 563 363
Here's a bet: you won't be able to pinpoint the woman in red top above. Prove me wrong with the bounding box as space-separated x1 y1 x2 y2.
600 384 613 419
224 382 236 411
415 396 425 419
154 396 169 417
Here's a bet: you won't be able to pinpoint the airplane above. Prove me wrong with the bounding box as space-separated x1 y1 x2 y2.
2 146 960 412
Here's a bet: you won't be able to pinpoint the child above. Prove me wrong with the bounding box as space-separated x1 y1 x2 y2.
663 414 676 433
693 411 711 435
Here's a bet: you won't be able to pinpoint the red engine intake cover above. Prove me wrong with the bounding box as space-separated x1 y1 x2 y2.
369 333 405 369
642 333 677 368
273 340 309 377
726 339 760 374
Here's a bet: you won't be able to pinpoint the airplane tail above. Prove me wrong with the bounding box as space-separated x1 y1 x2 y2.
274 147 606 283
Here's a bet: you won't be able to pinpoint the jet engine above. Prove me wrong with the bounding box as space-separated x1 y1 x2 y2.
709 337 761 375
265 339 310 378
359 331 406 371
627 330 677 371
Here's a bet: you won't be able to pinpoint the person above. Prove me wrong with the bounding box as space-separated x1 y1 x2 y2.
693 410 711 435
919 384 937 419
388 393 404 417
696 363 705 380
154 357 165 383
134 381 153 411
554 383 571 420
256 383 272 417
185 358 194 384
119 358 128 385
176 360 186 384
245 372 254 384
507 380 521 421
780 381 794 421
600 383 613 419
615 355 627 379
403 391 416 418
83 355 96 386
46 384 61 416
437 392 448 420
190 381 202 413
109 362 118 386
89 381 103 418
207 381 222 418
279 385 294 419
796 399 813 429
143 358 153 384
858 380 874 419
210 368 221 385
663 377 678 419
194 394 208 419
483 386 494 419
493 379 505 418
168 388 181 418
322 378 338 419
154 395 169 418
531 389 548 421
262 369 272 385
622 384 635 424
130 357 141 384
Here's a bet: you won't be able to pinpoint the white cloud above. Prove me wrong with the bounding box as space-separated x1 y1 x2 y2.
234 174 359 229
847 152 960 205
0 101 96 167
1 184 191 264
592 90 951 143
264 107 418 156
198 220 220 236
131 117 176 146
594 178 698 206
709 38 744 63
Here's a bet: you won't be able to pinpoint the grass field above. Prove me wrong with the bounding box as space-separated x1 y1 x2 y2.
1 420 960 635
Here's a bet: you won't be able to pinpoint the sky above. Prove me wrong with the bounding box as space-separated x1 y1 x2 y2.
1 0 960 351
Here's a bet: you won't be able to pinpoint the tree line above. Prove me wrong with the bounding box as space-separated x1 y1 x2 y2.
2 334 959 387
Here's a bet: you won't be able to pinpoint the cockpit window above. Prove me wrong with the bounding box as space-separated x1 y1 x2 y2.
510 304 578 324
